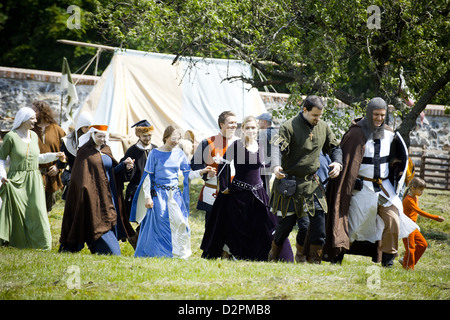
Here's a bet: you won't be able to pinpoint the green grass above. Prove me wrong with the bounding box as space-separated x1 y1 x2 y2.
1 181 449 300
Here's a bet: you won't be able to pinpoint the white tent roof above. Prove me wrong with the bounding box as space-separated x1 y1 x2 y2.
76 49 267 158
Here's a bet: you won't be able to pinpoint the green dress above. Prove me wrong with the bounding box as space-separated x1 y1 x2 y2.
0 130 52 249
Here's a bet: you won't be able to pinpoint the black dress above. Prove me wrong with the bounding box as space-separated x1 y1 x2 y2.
201 140 293 261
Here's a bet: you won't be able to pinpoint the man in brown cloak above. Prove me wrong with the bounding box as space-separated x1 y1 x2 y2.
323 97 417 267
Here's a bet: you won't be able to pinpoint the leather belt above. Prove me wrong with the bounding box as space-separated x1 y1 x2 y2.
204 183 217 189
231 179 265 204
232 179 263 191
357 175 389 197
285 173 315 182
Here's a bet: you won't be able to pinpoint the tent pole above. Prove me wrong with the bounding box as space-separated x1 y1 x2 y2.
57 39 116 51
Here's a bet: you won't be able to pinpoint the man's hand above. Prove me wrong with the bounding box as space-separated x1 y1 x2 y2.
328 162 342 179
47 164 59 177
273 166 285 179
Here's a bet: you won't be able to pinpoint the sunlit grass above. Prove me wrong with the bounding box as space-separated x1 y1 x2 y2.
0 181 449 300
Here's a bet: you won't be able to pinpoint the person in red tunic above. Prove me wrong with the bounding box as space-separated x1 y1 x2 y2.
401 177 445 270
190 111 238 226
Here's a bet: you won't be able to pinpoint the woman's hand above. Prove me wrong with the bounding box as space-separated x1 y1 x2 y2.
124 157 135 171
201 166 216 178
1 177 8 184
145 197 154 209
55 152 66 162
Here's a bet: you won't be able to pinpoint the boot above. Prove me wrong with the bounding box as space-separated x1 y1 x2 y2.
268 240 283 262
127 235 137 250
295 243 307 263
381 252 396 268
127 226 140 250
221 250 231 260
308 245 323 264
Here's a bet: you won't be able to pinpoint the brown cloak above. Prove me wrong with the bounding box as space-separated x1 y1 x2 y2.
323 118 395 262
33 123 66 193
59 138 135 245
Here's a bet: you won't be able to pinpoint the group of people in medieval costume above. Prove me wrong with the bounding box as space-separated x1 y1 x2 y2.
0 95 444 269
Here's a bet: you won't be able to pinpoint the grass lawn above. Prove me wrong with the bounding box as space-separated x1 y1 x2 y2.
0 180 449 301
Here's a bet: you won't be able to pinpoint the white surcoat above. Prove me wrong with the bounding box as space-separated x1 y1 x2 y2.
348 130 418 243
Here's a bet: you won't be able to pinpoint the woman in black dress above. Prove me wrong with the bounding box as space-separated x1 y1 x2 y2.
201 116 293 261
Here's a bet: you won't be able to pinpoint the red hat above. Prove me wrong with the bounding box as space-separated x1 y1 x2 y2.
89 124 109 132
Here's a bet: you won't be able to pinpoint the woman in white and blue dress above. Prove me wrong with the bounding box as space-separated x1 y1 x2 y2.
130 125 213 258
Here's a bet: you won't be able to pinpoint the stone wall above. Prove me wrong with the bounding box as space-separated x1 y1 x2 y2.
260 92 450 151
0 66 98 133
1 66 448 152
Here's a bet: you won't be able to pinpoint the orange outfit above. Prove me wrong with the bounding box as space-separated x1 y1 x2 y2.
402 194 441 270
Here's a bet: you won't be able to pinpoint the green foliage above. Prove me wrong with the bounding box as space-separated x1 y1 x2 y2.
0 0 113 74
1 0 448 135
87 0 449 134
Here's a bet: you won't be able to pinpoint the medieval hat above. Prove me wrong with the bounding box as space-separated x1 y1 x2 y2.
131 120 154 136
12 107 36 130
75 112 93 131
78 124 109 147
360 97 387 140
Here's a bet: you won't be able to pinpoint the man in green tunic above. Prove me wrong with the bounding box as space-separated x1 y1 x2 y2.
269 96 343 263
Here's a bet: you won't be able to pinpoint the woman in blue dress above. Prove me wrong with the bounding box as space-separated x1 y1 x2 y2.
131 125 213 258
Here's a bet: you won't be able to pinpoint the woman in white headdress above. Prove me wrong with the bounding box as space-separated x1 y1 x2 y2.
58 112 93 199
59 125 136 255
0 107 65 249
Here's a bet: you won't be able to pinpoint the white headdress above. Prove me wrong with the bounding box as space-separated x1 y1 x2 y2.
78 125 109 148
75 112 94 132
12 107 36 130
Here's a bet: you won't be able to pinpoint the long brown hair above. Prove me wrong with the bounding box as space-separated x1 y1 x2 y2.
32 100 56 124
162 124 180 144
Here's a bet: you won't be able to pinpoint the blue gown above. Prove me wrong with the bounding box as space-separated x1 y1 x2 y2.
102 154 128 241
131 148 191 258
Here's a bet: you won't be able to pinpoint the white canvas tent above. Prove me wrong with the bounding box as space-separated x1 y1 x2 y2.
75 49 267 159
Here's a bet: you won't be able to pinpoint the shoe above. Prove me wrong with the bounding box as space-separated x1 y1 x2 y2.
295 243 307 263
309 245 323 264
382 252 396 268
268 241 283 262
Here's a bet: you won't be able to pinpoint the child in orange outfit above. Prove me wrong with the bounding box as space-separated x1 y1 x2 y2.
401 177 445 270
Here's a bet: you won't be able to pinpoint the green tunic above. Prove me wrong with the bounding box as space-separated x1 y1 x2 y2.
271 114 340 217
0 131 52 249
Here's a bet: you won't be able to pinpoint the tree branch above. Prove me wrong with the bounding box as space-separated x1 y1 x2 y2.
397 67 450 143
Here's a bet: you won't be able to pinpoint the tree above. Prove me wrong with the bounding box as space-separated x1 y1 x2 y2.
89 0 449 141
0 0 114 75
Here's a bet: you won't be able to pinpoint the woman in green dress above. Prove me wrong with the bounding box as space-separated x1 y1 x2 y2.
0 107 65 250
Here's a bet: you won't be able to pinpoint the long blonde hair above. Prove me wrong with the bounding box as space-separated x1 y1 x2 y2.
240 115 259 142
